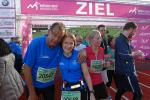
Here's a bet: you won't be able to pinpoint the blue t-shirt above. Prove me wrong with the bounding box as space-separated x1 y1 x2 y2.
9 42 22 55
24 35 62 88
59 50 83 83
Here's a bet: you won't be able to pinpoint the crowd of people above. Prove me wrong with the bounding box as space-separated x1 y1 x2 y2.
0 21 144 100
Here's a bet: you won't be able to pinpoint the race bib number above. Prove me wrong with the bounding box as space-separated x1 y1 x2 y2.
61 91 81 100
91 60 103 72
37 67 56 83
106 59 115 70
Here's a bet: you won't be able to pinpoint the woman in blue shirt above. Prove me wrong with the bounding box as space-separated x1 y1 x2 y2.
59 33 95 100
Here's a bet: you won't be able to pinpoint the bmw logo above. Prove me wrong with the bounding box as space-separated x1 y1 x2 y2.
2 0 9 6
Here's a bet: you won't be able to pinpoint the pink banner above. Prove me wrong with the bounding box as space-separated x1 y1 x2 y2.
21 17 32 57
21 0 150 19
132 23 150 58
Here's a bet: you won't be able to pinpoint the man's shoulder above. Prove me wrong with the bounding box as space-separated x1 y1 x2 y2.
30 36 45 45
116 35 123 42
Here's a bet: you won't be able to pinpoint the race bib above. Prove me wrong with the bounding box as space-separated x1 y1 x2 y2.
106 59 115 70
37 67 56 83
61 91 81 100
91 60 103 72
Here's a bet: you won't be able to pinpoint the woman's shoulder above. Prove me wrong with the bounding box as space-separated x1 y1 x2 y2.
0 53 15 63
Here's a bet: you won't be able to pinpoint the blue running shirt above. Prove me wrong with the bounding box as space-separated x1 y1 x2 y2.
24 35 62 88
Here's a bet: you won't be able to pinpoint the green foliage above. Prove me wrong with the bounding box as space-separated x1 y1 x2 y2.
107 27 122 37
68 26 94 39
32 26 122 39
32 30 48 38
68 26 121 39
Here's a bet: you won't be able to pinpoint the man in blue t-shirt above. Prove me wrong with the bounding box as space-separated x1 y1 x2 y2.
115 22 143 100
9 36 22 73
23 22 67 100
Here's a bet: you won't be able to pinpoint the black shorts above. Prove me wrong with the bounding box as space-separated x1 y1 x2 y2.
35 85 55 100
89 82 108 100
106 70 116 87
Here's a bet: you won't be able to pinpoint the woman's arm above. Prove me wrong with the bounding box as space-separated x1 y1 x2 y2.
0 59 6 87
81 63 95 100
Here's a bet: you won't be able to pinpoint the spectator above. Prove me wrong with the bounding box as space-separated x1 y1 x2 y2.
0 38 24 100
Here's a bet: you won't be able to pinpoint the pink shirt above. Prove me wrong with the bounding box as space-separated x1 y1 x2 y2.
86 46 104 85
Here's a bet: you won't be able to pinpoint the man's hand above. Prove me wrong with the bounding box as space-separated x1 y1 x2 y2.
28 93 38 100
132 50 145 59
78 50 87 63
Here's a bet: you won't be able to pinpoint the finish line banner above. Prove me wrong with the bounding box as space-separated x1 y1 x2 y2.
21 0 150 19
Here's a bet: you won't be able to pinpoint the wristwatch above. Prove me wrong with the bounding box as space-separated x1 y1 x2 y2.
89 90 94 94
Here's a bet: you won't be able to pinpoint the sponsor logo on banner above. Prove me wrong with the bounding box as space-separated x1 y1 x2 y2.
27 1 58 11
129 7 137 15
2 0 9 6
129 7 150 16
27 2 40 10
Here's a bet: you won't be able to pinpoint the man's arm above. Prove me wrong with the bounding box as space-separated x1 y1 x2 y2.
23 64 38 100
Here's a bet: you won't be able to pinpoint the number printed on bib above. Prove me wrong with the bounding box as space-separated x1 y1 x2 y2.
37 67 56 83
61 91 81 100
91 60 103 72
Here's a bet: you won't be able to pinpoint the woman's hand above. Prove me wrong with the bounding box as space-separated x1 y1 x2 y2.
78 50 87 63
90 92 96 100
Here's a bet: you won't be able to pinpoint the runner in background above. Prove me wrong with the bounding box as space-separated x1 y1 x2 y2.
85 30 108 100
74 34 86 51
59 33 95 100
97 24 112 99
115 22 143 100
106 35 117 100
9 36 23 74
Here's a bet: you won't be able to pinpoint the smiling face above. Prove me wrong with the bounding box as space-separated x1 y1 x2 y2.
127 28 137 40
47 29 65 47
46 22 66 47
89 31 102 47
62 34 76 55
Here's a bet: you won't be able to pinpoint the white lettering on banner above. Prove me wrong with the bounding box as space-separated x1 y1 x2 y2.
139 46 150 50
76 2 114 16
95 3 104 15
107 4 114 16
76 2 87 15
141 25 149 30
141 39 149 44
132 40 137 44
139 32 150 36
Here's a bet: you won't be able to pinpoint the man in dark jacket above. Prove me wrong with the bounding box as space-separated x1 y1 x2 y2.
115 22 143 100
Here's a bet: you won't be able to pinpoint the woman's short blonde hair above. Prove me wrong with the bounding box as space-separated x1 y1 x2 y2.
87 30 101 45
